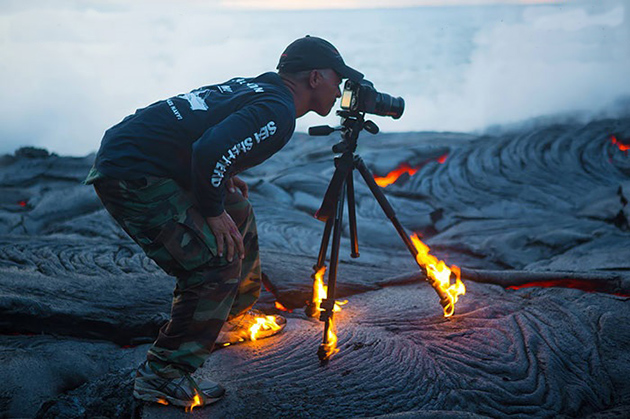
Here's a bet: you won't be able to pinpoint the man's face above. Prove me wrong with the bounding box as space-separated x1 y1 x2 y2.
310 69 343 116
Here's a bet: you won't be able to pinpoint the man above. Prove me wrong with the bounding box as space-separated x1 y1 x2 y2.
85 35 363 408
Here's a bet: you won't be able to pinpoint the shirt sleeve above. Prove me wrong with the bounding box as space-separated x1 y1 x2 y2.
191 99 294 217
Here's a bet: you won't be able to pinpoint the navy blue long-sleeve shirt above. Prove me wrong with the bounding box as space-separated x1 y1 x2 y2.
94 72 296 217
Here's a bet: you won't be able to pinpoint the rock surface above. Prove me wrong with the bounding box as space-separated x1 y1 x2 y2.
1 115 629 417
146 282 630 418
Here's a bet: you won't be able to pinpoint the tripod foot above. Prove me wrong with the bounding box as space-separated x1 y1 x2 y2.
317 344 331 364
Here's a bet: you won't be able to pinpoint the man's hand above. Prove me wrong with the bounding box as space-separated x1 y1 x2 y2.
206 211 244 262
225 176 248 198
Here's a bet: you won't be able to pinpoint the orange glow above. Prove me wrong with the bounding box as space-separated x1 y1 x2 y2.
507 279 630 297
185 391 203 413
410 233 466 317
275 301 292 312
156 398 169 406
374 156 448 187
312 266 347 361
321 317 340 360
312 266 347 313
612 135 630 152
248 315 282 341
312 266 327 311
374 163 419 187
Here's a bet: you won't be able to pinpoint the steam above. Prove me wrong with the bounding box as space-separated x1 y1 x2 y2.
0 0 627 156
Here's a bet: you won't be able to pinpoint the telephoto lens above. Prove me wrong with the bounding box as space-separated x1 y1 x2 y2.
374 92 404 119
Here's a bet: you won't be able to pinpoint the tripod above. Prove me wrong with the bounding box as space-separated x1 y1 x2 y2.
308 110 454 363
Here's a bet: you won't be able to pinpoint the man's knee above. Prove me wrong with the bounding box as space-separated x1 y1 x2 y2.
224 191 254 228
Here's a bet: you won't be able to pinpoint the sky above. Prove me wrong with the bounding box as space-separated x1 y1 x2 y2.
221 0 565 9
1 0 628 156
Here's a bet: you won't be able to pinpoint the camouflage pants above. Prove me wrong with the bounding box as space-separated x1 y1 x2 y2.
92 175 260 377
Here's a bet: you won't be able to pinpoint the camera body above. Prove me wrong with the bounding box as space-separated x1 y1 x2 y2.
340 79 404 120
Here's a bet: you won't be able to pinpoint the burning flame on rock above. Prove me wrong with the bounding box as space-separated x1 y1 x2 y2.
312 266 347 312
321 317 340 360
275 301 291 312
156 398 169 405
248 315 282 341
185 391 203 413
612 135 630 152
311 266 347 360
410 233 466 317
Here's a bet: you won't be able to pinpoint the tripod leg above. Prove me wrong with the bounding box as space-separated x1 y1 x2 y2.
318 180 346 362
305 218 333 318
354 156 418 256
316 218 333 269
346 170 359 258
355 156 452 307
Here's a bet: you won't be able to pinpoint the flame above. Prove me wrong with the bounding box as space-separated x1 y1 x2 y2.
185 391 203 413
275 301 292 312
312 266 346 312
612 135 630 152
156 398 169 406
312 266 348 361
436 154 448 164
410 233 466 317
248 315 282 341
321 317 340 360
374 163 419 187
312 266 327 309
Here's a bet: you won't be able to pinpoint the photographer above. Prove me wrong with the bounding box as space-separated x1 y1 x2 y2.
84 35 362 409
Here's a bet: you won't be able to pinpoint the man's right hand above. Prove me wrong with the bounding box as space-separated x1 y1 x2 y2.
206 211 244 262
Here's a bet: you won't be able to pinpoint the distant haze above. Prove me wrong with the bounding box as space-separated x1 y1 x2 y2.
1 0 628 156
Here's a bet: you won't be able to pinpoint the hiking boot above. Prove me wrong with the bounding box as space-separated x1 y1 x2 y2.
216 309 287 346
133 361 225 408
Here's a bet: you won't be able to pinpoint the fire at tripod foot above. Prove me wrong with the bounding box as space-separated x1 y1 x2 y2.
317 344 331 363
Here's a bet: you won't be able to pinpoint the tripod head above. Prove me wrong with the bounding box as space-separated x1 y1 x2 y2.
309 110 379 154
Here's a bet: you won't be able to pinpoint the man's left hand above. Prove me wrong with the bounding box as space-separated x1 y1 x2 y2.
226 176 248 198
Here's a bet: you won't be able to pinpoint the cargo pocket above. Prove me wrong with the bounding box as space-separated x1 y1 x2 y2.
157 207 219 271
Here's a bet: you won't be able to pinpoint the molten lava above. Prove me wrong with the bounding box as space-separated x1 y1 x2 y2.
611 135 630 152
248 315 282 341
507 279 630 297
410 233 466 317
374 156 449 187
374 163 419 187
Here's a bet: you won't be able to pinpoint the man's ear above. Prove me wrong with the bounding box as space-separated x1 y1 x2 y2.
308 70 321 89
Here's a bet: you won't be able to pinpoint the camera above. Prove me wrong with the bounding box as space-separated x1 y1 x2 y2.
340 80 404 119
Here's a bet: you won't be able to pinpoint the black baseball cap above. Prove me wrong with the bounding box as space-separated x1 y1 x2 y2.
277 35 363 82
